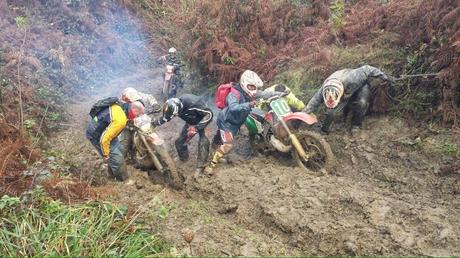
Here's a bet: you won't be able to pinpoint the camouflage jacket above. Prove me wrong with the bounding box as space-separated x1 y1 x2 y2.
304 65 389 113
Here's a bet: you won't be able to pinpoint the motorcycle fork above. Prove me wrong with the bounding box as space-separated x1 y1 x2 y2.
139 134 164 171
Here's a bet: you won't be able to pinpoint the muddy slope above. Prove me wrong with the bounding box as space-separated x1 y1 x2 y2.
50 65 459 256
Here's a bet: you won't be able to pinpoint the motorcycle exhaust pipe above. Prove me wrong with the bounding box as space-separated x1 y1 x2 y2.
270 135 292 153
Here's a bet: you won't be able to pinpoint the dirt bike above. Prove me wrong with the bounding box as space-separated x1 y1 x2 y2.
161 63 181 101
132 114 183 189
245 95 335 172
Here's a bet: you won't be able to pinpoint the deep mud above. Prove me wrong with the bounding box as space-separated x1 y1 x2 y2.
50 68 459 256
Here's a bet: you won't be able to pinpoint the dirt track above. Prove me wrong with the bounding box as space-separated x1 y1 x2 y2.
50 69 460 256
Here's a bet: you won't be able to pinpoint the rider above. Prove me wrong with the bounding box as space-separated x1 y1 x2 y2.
206 70 282 174
304 65 395 134
159 47 183 88
119 87 161 161
152 95 213 171
86 100 145 181
120 87 160 114
261 84 305 112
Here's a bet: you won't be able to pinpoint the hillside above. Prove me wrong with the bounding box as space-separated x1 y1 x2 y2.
0 0 458 256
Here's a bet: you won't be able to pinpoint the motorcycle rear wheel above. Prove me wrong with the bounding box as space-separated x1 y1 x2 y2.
293 130 335 173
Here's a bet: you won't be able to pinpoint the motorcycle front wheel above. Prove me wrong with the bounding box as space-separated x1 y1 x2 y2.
153 145 184 190
292 130 335 173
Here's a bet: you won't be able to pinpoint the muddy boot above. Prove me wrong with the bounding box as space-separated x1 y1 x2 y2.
204 165 215 176
114 163 129 182
107 165 116 179
350 125 361 137
206 151 224 176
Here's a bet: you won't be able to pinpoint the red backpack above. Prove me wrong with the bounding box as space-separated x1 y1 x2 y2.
214 83 241 109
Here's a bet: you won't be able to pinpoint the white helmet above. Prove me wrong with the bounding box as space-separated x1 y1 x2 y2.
168 47 177 54
240 70 263 97
121 87 141 103
322 79 344 109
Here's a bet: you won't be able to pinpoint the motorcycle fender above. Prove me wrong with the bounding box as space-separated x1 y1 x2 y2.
147 132 165 145
283 112 318 125
164 73 173 81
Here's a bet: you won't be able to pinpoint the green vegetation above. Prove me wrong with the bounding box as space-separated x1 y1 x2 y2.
330 0 345 30
0 187 167 256
275 32 404 101
14 16 28 30
440 142 459 157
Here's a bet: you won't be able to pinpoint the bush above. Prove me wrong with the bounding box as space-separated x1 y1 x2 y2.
0 187 167 256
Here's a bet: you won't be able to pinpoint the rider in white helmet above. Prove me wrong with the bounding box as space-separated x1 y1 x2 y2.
120 87 160 114
205 70 281 175
158 47 183 89
304 65 395 134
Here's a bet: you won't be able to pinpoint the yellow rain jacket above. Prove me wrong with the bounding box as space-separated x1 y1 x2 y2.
89 104 128 157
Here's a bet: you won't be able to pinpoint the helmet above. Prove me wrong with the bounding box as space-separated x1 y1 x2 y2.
121 87 141 103
322 79 344 109
168 47 177 54
240 70 263 97
162 98 183 120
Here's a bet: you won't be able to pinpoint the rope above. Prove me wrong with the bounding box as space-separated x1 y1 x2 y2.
394 72 440 81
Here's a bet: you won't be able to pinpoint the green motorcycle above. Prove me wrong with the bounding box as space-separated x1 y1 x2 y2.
245 96 335 172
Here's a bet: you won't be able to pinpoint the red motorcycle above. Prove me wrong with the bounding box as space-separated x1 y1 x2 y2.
245 95 335 172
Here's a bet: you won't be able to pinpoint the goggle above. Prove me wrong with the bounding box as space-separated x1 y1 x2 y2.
247 84 257 91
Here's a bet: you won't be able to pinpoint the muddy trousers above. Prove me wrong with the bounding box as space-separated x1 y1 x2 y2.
322 84 371 132
175 124 210 168
119 127 134 161
86 125 128 181
209 129 234 167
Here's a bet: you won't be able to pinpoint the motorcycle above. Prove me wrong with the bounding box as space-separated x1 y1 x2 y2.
162 62 181 101
132 114 183 189
245 95 335 172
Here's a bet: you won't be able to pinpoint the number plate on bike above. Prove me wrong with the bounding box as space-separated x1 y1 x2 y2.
270 98 291 117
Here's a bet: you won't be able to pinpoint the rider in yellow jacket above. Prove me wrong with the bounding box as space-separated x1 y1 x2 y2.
86 101 144 181
259 84 305 112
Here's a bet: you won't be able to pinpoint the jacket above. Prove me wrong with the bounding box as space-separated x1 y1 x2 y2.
217 83 281 134
305 65 388 113
261 85 305 111
88 104 128 156
157 94 213 128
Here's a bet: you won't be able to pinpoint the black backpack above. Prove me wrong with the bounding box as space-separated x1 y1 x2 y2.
89 97 120 118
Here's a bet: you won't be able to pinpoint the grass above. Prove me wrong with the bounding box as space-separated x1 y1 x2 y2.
274 32 405 104
0 187 168 256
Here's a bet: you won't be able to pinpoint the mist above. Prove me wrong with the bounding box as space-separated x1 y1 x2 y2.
0 0 156 99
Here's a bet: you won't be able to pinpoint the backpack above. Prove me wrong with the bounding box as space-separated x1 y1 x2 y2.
214 83 241 109
89 97 120 118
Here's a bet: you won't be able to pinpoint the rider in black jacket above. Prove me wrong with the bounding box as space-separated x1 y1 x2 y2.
153 94 213 170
